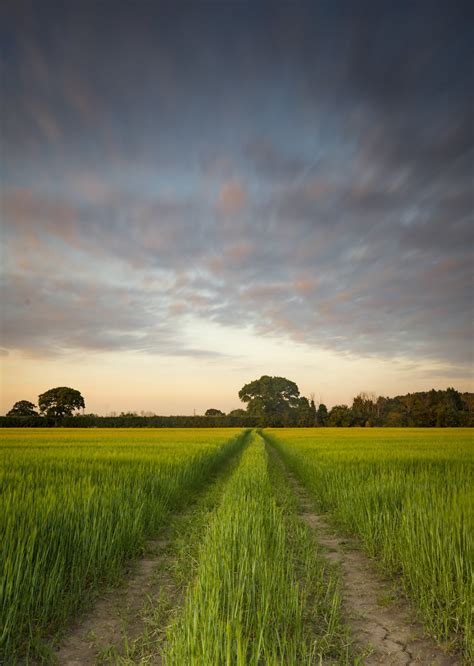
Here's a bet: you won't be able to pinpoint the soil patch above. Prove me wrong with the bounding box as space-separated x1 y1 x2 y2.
56 536 173 665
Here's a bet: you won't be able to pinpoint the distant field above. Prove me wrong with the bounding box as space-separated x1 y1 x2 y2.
1 427 472 663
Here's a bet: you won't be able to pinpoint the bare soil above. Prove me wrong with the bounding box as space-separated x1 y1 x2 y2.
55 537 173 665
284 468 460 665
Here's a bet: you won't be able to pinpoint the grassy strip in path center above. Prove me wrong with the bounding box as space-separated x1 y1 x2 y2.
162 429 355 665
106 429 253 664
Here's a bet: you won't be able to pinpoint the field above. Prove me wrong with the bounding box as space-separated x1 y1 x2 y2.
269 428 473 660
0 428 246 662
1 427 472 664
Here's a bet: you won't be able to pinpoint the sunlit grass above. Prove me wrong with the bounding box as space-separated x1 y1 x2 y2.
269 428 473 659
0 428 246 662
3 426 469 662
164 431 348 664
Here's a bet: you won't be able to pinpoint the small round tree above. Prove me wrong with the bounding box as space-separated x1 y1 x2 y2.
6 400 38 417
38 387 85 418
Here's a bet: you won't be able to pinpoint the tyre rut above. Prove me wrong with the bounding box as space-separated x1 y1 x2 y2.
55 433 250 665
265 440 460 666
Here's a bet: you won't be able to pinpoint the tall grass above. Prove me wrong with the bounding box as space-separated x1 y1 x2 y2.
269 428 473 659
0 428 246 663
164 431 347 664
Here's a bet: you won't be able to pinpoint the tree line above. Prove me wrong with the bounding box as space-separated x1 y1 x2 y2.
1 378 473 427
326 388 473 427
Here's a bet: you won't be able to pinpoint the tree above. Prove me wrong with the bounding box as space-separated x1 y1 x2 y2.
327 404 353 427
6 400 38 417
316 403 328 426
352 392 377 426
238 375 300 425
38 387 85 419
309 395 317 426
205 408 225 416
295 396 313 426
445 387 463 411
228 409 247 417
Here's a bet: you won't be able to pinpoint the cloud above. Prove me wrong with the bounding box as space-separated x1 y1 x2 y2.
31 103 62 143
245 140 310 181
217 181 246 214
1 0 472 381
0 271 229 360
2 148 472 372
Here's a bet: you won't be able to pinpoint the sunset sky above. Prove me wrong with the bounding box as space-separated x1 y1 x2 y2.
1 1 473 415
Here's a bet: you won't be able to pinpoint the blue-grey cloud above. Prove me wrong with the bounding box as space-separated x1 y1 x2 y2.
1 0 473 376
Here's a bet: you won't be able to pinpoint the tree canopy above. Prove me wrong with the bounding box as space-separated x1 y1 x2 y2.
205 408 225 416
38 387 85 418
316 403 328 426
2 385 471 428
228 408 247 418
6 400 38 417
238 375 302 424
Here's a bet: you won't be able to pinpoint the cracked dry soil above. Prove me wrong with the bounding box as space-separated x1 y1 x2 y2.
289 474 460 665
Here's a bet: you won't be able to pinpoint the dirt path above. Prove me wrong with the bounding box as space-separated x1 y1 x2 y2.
55 534 173 665
268 447 460 666
55 437 249 666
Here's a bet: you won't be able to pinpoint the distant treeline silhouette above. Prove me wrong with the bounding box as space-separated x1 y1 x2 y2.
325 388 473 427
1 387 472 428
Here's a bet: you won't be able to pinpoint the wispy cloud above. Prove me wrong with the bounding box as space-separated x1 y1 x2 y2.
217 181 246 215
1 0 473 384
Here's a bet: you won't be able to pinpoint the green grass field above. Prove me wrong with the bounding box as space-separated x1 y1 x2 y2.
269 428 473 659
0 428 246 662
1 427 472 663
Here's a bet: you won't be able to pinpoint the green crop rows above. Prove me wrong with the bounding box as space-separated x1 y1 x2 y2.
1 427 472 663
164 431 346 664
270 427 473 660
0 428 246 662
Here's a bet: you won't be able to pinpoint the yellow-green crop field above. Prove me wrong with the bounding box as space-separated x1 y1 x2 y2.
0 427 472 663
0 428 246 662
269 428 474 659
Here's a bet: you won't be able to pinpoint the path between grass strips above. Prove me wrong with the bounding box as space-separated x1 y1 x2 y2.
56 435 249 665
265 441 460 666
56 431 460 666
56 535 171 665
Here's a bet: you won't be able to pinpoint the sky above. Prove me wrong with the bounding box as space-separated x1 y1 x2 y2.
1 0 473 415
